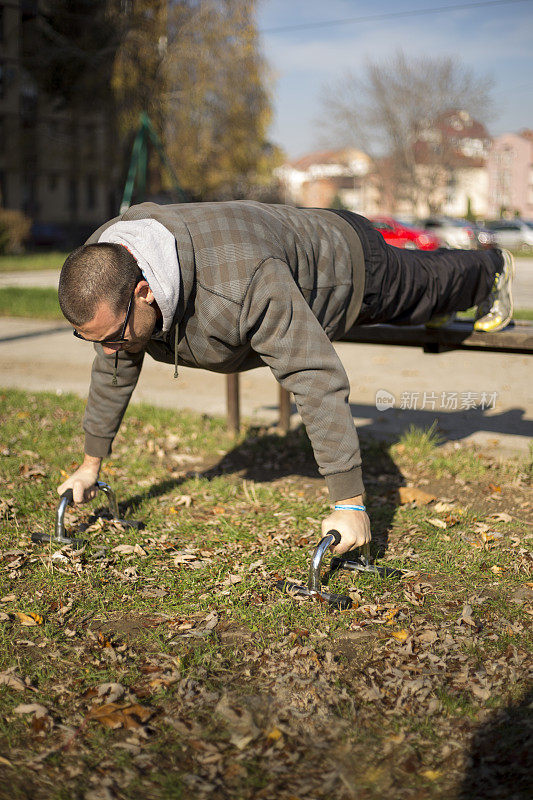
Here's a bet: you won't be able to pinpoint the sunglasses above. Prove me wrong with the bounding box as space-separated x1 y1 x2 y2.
73 277 141 347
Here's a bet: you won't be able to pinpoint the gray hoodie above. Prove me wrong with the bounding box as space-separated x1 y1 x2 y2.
100 218 180 334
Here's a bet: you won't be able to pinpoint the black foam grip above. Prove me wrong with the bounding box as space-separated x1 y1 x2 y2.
61 488 74 504
327 529 341 546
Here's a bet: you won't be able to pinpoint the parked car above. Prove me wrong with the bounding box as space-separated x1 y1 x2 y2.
418 217 495 250
370 216 441 250
484 219 533 252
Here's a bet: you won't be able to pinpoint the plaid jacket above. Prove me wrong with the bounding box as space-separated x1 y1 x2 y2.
83 201 366 500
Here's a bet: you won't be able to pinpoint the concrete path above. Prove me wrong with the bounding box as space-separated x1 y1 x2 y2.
1 316 531 459
0 269 61 288
2 256 533 307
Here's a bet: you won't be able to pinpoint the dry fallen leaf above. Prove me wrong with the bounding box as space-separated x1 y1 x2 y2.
458 603 476 627
422 770 442 781
96 683 125 703
398 487 436 506
0 669 31 692
13 611 44 626
173 494 193 508
391 629 409 642
433 501 456 513
221 573 242 588
202 612 219 631
490 512 513 523
13 703 48 718
216 695 259 750
87 702 154 730
470 683 491 701
112 544 147 556
427 518 448 529
19 463 46 479
417 629 438 644
266 727 283 742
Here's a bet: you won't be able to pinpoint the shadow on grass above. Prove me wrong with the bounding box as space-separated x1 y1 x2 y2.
121 424 404 558
460 686 532 800
345 402 533 447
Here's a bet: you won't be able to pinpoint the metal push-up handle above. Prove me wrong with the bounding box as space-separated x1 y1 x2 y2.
330 543 404 579
276 530 403 610
276 530 353 610
31 480 142 548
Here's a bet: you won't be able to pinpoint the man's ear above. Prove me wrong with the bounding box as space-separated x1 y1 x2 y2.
135 280 155 306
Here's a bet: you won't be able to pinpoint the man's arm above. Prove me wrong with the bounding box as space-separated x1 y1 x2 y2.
241 259 369 554
83 345 145 458
57 346 145 502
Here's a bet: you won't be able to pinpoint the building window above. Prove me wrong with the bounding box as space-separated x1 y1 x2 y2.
69 178 78 212
20 87 38 127
0 170 7 207
22 173 37 216
86 175 96 209
86 123 98 158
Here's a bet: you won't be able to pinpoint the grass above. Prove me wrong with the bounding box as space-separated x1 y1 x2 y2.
0 287 62 320
456 308 533 322
0 391 531 800
0 251 67 273
509 248 533 258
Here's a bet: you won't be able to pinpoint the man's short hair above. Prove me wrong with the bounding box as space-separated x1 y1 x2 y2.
58 243 141 327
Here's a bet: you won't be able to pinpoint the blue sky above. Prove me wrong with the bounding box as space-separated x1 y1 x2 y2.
256 0 533 159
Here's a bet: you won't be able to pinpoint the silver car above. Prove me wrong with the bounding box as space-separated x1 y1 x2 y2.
484 220 533 252
419 217 495 249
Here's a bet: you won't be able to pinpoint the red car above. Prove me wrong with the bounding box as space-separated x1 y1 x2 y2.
371 216 441 250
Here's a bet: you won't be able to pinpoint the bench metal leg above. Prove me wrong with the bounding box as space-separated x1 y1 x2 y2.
226 373 240 434
225 375 291 435
279 386 291 433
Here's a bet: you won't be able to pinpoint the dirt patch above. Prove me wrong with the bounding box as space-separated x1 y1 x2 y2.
328 628 377 664
217 621 255 646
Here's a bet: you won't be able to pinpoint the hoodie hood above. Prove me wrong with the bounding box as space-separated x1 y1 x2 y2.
99 218 180 334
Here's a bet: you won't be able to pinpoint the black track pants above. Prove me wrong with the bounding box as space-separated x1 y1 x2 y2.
331 210 503 326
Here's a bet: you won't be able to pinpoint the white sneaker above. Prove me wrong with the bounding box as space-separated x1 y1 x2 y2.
474 250 515 332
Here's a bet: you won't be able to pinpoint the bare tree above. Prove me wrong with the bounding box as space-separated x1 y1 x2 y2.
320 50 494 214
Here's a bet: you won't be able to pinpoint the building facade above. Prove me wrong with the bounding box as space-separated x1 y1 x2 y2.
275 148 379 214
413 110 491 218
487 131 533 219
0 0 116 240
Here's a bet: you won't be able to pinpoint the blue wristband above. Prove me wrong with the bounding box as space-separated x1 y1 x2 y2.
334 504 366 512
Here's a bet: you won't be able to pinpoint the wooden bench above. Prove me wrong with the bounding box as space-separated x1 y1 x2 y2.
225 319 533 433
